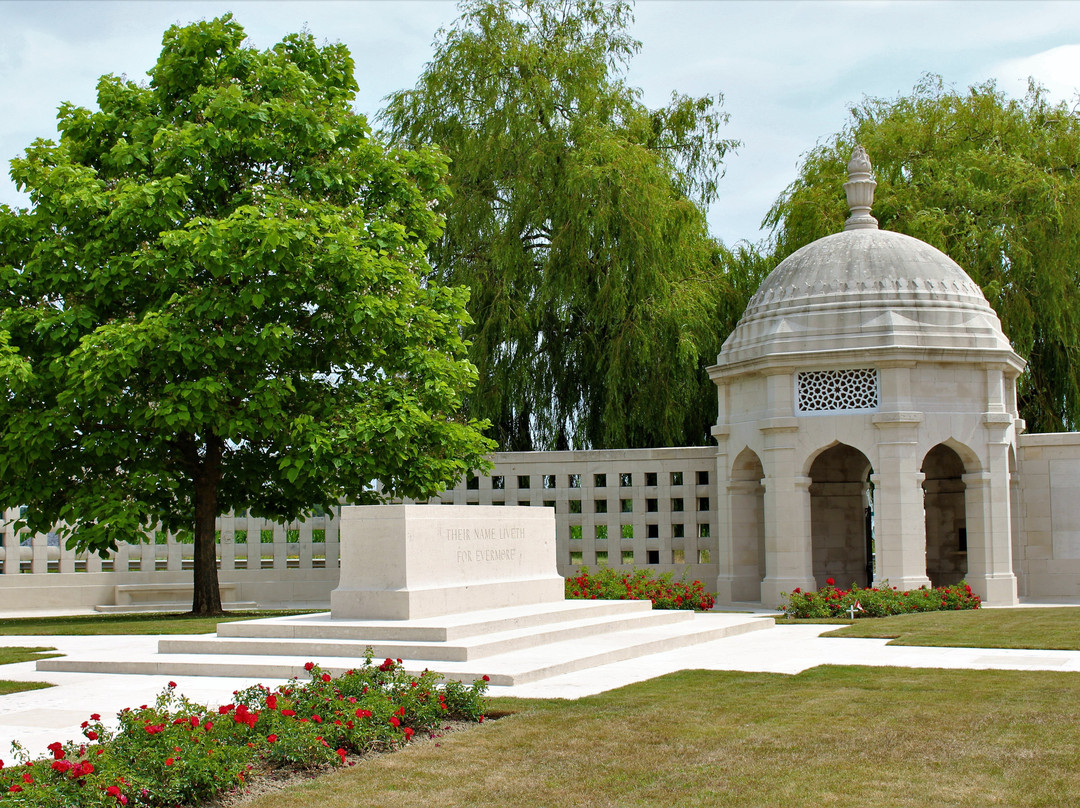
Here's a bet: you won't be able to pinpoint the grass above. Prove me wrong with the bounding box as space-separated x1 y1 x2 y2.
233 666 1080 808
0 646 61 665
790 606 1080 650
0 609 321 636
0 646 61 696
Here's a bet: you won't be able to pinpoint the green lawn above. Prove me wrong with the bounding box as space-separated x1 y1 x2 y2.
0 646 61 696
235 666 1080 808
809 606 1080 650
0 610 320 636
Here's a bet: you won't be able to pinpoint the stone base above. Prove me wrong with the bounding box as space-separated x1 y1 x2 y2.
969 572 1019 606
330 505 564 620
759 576 817 611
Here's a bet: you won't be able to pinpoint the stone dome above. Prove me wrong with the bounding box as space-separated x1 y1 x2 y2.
717 148 1021 372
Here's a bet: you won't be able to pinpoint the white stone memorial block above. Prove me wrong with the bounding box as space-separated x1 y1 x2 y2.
330 504 564 619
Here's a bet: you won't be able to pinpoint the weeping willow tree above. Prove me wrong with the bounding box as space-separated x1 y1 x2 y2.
765 75 1080 433
382 0 738 450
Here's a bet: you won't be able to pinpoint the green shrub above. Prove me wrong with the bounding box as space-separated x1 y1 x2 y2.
781 580 981 618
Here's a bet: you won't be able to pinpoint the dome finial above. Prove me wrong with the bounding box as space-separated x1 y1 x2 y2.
844 144 878 231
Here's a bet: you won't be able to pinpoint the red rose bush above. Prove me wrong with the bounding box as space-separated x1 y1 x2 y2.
0 652 487 806
782 580 981 618
566 567 716 611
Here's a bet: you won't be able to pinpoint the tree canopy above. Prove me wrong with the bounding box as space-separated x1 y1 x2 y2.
0 15 494 613
382 0 739 450
765 75 1080 433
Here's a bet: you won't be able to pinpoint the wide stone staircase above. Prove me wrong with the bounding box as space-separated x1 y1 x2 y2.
38 600 774 686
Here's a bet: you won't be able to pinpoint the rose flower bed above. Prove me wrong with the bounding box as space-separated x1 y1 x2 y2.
566 567 716 611
0 653 487 807
782 579 981 618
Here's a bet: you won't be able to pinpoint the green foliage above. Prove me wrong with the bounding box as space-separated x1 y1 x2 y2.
565 566 716 610
764 74 1080 432
0 655 488 806
383 0 739 449
0 15 494 613
781 580 981 618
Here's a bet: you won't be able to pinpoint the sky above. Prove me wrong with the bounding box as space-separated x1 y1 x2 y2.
2 0 1080 247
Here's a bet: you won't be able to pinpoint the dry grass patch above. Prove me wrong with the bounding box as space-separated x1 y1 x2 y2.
234 666 1080 808
816 606 1080 649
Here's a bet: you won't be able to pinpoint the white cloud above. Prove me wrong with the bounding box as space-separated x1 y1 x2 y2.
991 44 1080 103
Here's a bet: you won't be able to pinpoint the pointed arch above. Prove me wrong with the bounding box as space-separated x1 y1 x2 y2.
809 443 874 588
922 443 968 587
728 447 765 601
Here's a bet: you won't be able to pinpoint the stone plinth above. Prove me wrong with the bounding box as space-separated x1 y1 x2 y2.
330 505 564 620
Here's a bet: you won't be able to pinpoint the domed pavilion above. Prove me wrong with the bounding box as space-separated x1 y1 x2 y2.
708 147 1025 607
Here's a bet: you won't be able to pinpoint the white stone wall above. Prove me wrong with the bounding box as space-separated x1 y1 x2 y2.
0 509 340 610
1016 433 1080 597
415 448 720 582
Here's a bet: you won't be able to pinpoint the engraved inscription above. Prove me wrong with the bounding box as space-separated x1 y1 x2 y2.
447 525 526 564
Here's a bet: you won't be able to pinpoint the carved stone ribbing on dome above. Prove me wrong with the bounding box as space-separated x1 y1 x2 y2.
844 145 879 231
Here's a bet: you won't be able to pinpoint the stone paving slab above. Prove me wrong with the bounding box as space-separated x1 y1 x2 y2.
2 610 1080 762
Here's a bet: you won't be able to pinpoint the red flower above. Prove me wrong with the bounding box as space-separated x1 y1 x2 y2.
165 758 174 766
168 681 177 689
7 785 21 794
389 716 400 727
90 713 100 720
321 673 332 683
826 577 835 586
281 709 296 717
379 658 395 672
106 785 122 797
47 741 65 760
266 695 277 710
356 709 372 719
52 759 73 773
482 675 490 682
304 662 315 672
267 734 278 743
336 748 347 763
403 727 414 741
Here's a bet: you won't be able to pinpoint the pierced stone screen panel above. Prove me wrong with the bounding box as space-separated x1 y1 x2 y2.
797 369 879 413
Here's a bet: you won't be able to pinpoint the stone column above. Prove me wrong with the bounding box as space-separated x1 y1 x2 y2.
711 422 736 602
758 416 815 608
872 412 932 590
963 412 1019 605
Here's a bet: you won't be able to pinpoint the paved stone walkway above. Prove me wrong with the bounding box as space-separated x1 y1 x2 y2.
1 605 1079 760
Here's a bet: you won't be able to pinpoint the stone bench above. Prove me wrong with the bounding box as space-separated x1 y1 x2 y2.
94 582 258 613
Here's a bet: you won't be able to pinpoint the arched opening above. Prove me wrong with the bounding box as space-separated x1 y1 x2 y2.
809 444 873 589
922 444 967 587
729 448 765 601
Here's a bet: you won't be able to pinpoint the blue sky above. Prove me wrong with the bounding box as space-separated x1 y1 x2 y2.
2 0 1080 246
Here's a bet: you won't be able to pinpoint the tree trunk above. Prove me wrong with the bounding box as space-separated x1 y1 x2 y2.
191 435 224 616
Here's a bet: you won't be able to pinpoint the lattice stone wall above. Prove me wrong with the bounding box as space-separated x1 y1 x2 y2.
796 368 879 413
413 447 719 580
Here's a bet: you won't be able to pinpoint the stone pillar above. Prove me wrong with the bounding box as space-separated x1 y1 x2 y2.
872 412 932 590
711 422 735 602
757 416 814 607
964 413 1019 605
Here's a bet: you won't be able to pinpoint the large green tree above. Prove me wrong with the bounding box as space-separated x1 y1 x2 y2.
382 0 738 450
0 16 494 614
765 75 1080 433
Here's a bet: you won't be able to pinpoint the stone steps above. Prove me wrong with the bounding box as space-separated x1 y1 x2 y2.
159 606 693 662
37 605 775 686
215 599 654 642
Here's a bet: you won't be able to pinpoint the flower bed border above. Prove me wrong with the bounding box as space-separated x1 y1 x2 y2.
781 580 981 618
